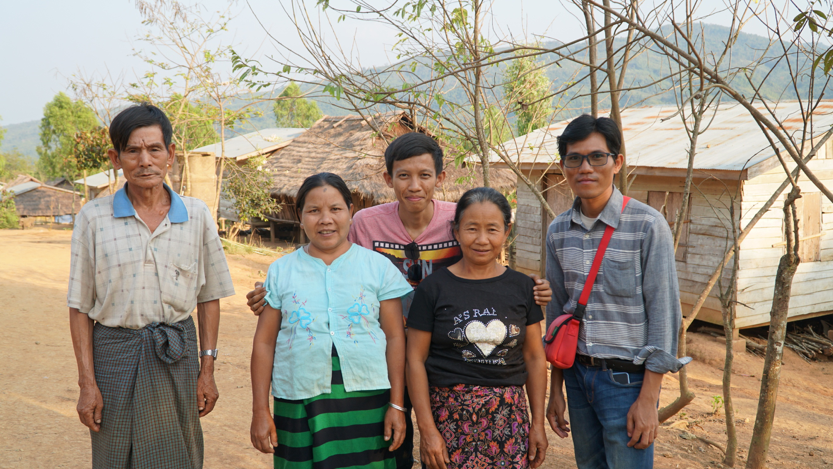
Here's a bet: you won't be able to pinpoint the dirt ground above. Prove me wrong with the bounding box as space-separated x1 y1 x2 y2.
1 228 832 468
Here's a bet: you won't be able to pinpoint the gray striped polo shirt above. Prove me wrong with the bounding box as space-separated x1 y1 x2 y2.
545 187 688 373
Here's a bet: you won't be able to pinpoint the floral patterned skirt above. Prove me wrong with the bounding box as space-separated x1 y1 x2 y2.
429 385 530 469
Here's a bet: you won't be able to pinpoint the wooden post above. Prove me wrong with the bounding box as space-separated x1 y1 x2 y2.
270 221 276 243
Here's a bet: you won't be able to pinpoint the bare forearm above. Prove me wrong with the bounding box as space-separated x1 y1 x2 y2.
251 341 276 414
379 298 406 407
197 300 220 373
251 307 280 414
638 370 663 403
549 367 564 397
525 354 548 427
405 332 438 434
69 308 96 387
385 334 406 407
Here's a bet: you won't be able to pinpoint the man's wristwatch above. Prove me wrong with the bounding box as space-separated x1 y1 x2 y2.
199 349 219 359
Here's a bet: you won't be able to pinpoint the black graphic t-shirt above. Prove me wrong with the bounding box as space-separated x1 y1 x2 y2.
407 267 543 387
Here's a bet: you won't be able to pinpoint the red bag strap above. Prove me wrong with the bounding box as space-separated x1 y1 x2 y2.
574 196 630 319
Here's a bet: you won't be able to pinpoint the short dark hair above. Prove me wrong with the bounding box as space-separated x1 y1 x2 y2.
384 132 444 175
295 172 353 217
557 114 622 158
453 187 512 232
109 103 173 154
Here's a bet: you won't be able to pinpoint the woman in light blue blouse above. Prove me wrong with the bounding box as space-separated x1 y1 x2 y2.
250 173 414 469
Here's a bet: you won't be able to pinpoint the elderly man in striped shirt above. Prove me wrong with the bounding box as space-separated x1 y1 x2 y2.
68 104 234 469
545 114 689 469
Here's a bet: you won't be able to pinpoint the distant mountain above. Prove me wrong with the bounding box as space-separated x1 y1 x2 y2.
1 120 40 162
3 24 817 161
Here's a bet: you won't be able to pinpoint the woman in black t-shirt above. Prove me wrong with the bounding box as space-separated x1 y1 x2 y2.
407 187 548 469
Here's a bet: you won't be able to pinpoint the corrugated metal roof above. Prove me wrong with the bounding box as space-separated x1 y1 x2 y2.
493 101 833 176
2 181 81 198
193 128 306 160
74 169 123 188
1 181 41 197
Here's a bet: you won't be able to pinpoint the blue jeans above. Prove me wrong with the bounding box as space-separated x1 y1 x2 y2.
563 361 654 469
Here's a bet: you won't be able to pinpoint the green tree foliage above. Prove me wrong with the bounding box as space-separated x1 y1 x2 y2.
73 127 112 175
0 193 19 229
36 92 99 180
483 105 512 146
0 149 36 181
504 50 552 136
161 94 218 150
0 114 6 148
223 155 280 224
273 83 323 128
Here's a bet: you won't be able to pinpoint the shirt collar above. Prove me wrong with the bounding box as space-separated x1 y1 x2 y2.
570 185 624 230
113 182 189 223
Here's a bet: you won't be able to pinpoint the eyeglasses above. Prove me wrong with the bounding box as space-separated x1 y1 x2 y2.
404 241 422 282
561 152 616 168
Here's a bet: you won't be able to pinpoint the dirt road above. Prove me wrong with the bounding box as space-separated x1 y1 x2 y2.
1 229 831 468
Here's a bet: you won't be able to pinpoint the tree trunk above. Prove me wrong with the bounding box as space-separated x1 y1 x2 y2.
721 200 740 467
746 188 802 469
83 170 89 201
583 0 599 117
722 300 738 467
602 0 627 194
658 92 705 423
471 0 490 187
211 103 226 223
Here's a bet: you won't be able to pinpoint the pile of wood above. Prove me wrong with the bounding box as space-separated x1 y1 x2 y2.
742 326 833 362
784 327 833 362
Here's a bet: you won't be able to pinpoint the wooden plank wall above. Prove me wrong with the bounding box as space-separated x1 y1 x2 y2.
514 171 545 275
628 175 740 326
736 158 833 327
514 170 748 327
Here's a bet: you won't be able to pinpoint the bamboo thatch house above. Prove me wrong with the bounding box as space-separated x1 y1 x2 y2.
261 112 515 241
494 102 833 331
2 179 82 222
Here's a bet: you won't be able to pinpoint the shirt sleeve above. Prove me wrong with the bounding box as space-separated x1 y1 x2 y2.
196 203 235 303
636 216 688 374
67 210 95 313
545 222 570 327
377 255 414 301
404 280 436 332
524 276 544 325
263 260 282 310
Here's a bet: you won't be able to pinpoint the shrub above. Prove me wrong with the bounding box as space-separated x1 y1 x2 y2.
0 193 19 229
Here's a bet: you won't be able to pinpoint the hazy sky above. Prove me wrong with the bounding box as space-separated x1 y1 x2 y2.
0 0 769 125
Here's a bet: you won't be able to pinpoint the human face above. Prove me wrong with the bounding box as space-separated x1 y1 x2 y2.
300 185 354 256
453 201 510 266
108 125 175 190
560 131 623 202
384 153 446 214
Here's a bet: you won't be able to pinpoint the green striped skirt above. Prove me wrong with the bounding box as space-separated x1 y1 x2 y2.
273 351 396 469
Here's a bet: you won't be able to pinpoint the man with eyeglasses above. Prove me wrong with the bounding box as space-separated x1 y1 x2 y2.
247 131 552 467
544 115 688 469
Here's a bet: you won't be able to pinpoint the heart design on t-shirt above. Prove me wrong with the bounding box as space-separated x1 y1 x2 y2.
464 319 507 357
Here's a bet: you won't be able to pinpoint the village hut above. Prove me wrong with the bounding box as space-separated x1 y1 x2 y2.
261 112 516 241
192 127 305 165
495 101 833 332
45 177 76 191
2 177 82 224
74 169 124 199
191 128 306 222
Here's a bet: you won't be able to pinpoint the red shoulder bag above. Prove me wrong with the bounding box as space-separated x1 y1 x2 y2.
544 196 631 369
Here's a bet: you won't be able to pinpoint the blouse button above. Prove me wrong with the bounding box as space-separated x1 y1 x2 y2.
330 331 335 335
